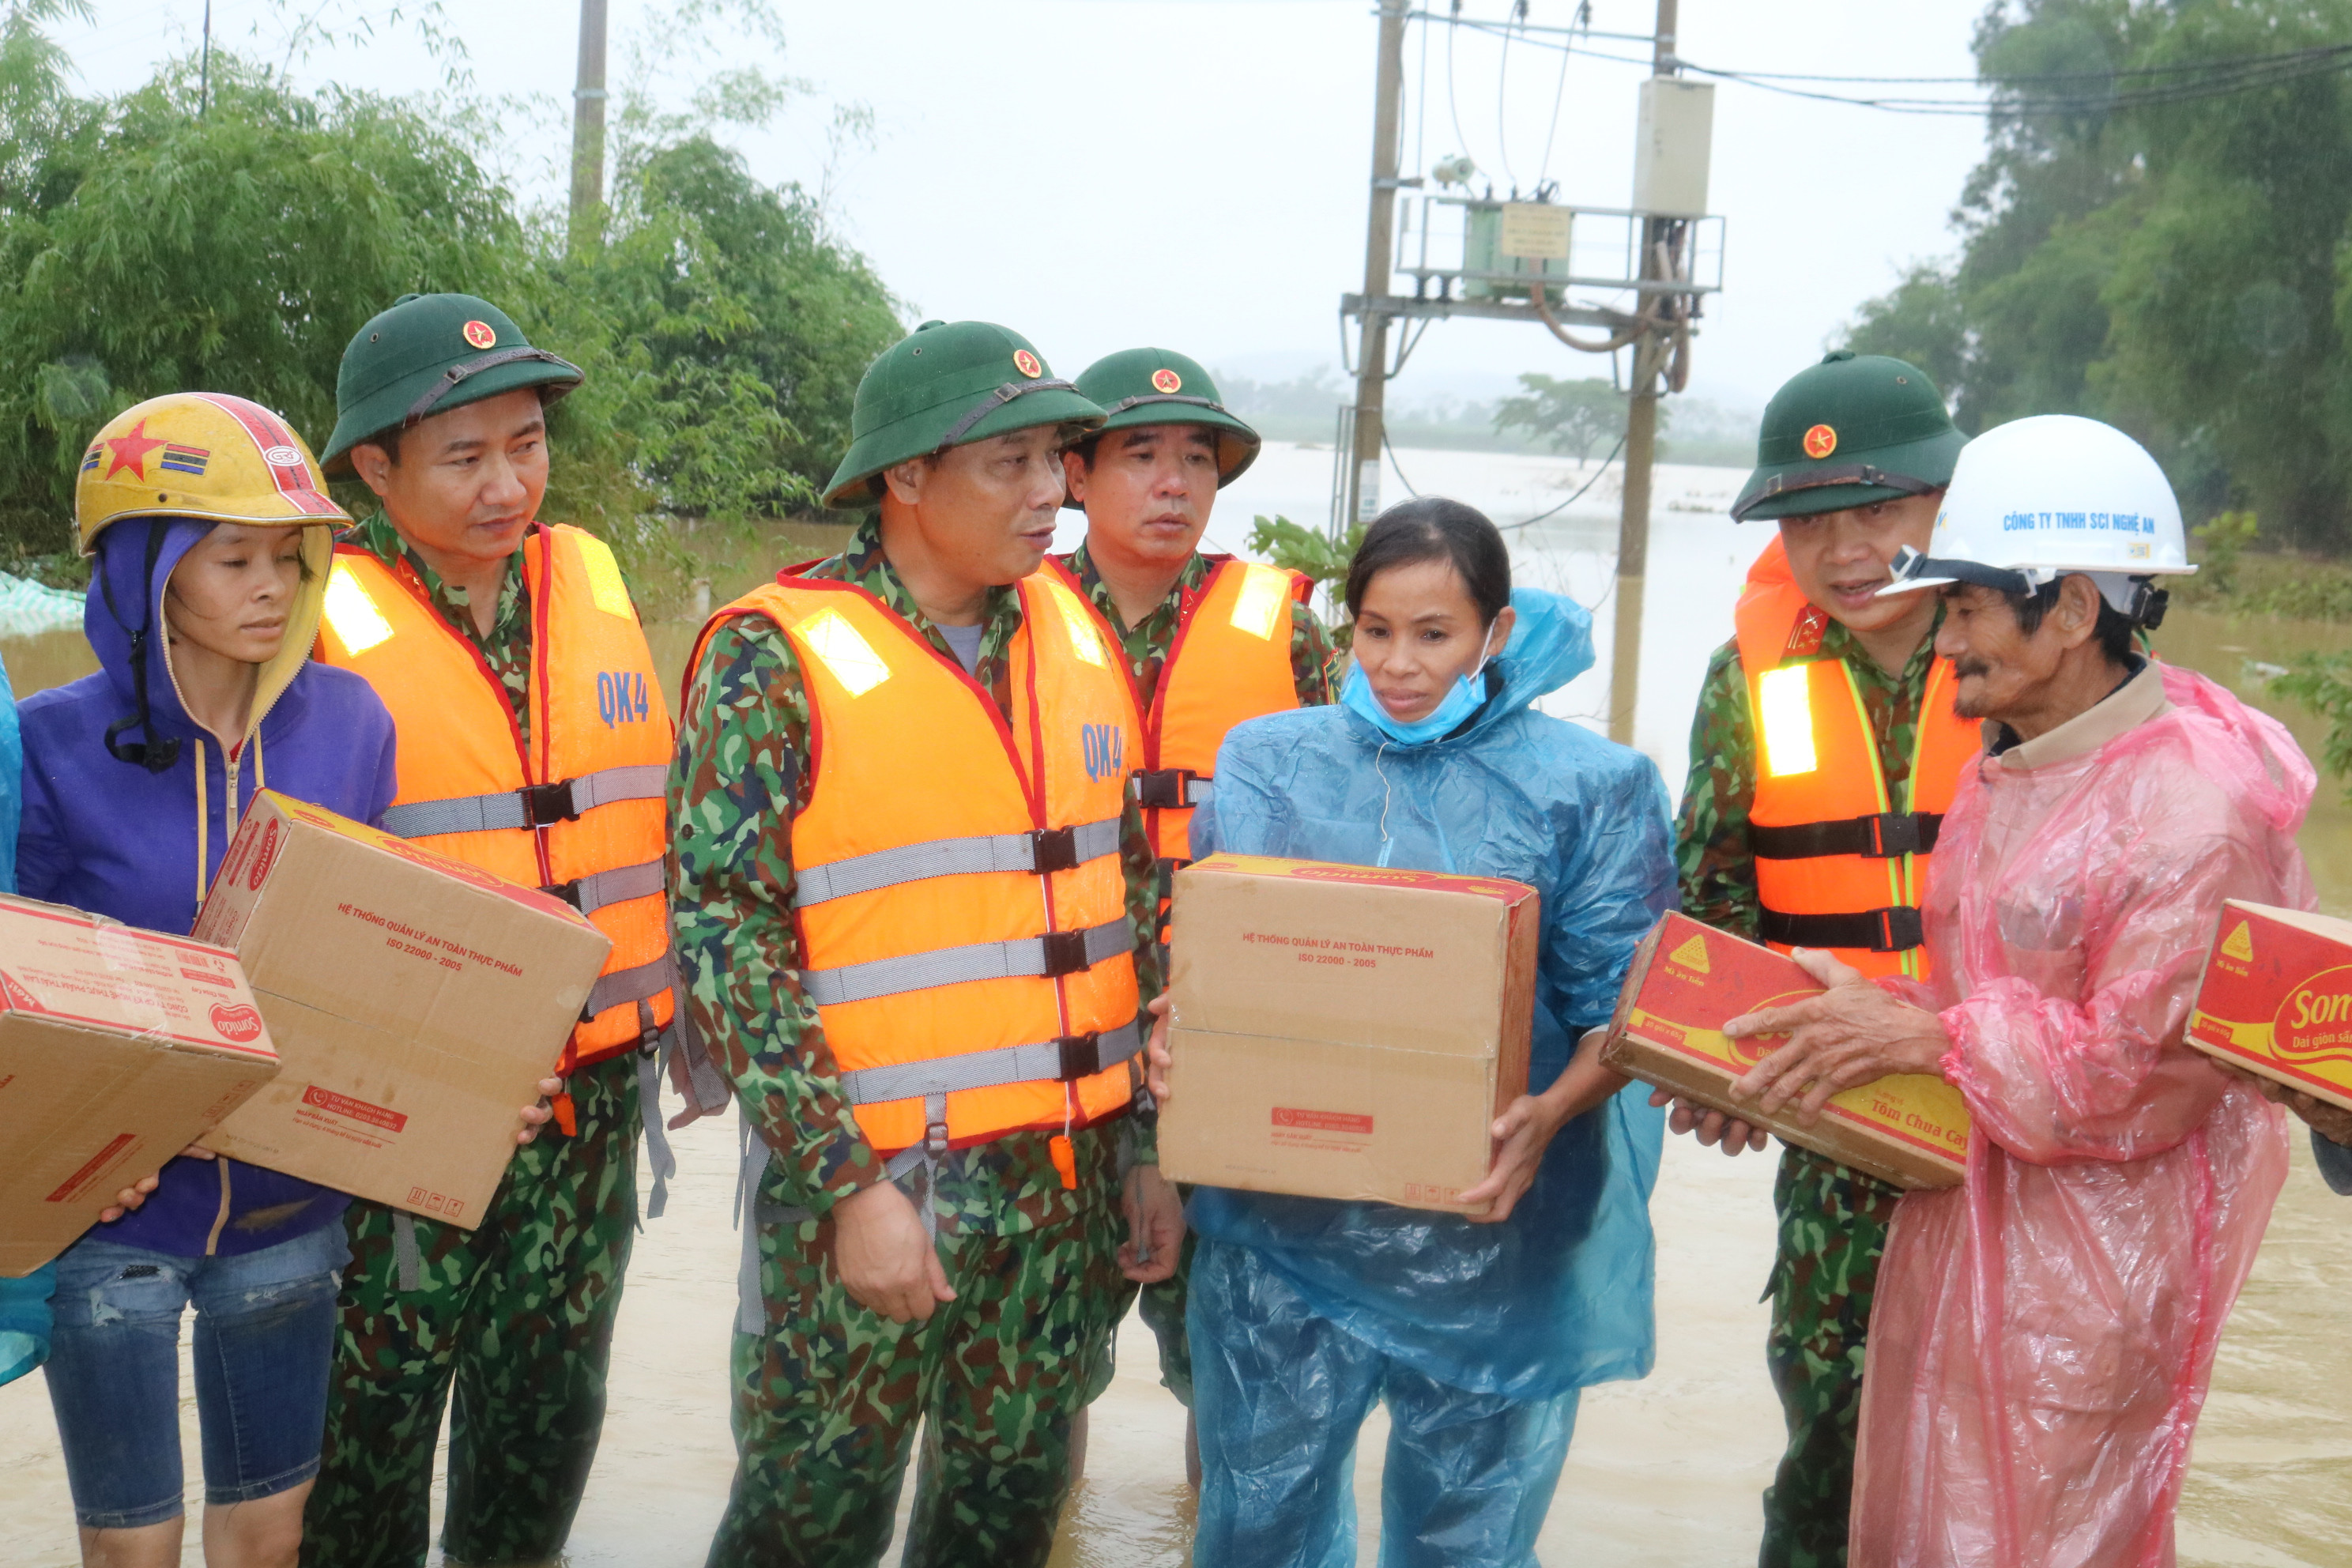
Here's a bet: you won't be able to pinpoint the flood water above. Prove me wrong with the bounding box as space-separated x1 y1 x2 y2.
2 446 2349 1564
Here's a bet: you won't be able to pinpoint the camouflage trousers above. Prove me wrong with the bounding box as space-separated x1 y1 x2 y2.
708 1189 1126 1568
1759 1144 1903 1568
301 1054 639 1568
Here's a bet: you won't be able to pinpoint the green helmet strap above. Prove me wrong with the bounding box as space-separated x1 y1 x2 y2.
1095 392 1231 419
1751 462 1942 506
936 379 1082 451
404 346 584 425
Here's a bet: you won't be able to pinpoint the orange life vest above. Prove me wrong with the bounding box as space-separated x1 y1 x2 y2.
315 524 676 1069
1733 537 1981 980
690 571 1143 1159
1044 555 1310 933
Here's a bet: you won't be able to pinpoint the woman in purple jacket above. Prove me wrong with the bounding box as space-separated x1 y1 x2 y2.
17 394 552 1568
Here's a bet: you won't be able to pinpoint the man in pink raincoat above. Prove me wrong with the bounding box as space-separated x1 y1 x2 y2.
1717 415 2313 1568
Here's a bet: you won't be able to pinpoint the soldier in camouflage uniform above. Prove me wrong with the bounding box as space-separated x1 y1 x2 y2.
300 296 707 1567
1669 352 1966 1568
1052 348 1340 1482
671 320 1184 1568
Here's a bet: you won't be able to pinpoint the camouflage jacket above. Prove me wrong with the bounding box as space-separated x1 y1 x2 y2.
669 522 1162 1235
1055 543 1342 710
1674 609 1944 939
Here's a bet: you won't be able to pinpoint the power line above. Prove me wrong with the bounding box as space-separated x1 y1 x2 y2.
1413 7 2352 119
1498 435 1626 530
1444 3 1477 170
1413 0 1430 182
1382 429 1421 499
1494 4 1517 190
1536 1 1578 186
1683 44 2352 116
1616 47 2352 86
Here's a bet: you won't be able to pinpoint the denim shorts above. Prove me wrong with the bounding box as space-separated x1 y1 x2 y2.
43 1221 349 1528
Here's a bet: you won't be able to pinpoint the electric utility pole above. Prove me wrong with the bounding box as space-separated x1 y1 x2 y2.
567 0 609 252
1346 0 1412 533
1607 0 1675 747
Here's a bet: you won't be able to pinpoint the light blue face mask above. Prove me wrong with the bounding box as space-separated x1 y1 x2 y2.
1340 619 1500 745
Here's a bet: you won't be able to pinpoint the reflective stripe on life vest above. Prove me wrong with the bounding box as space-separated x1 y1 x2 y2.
687 571 1142 1155
1045 555 1308 927
792 815 1122 907
1733 537 1981 980
315 525 676 1067
377 763 667 839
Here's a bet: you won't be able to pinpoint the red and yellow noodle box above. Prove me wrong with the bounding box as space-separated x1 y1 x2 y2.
2188 900 2352 1110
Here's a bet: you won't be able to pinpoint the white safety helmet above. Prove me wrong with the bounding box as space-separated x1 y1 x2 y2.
1879 414 2192 627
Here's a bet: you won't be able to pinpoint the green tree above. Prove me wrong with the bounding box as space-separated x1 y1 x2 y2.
1493 374 1635 462
548 134 898 522
1839 262 1969 409
1838 0 2352 547
0 55 525 563
0 0 899 575
1246 514 1361 650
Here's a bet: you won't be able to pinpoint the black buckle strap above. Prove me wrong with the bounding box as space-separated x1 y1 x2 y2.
1751 812 1943 862
545 878 582 909
1041 929 1090 977
1030 827 1079 875
1134 768 1197 810
522 780 580 827
1057 1031 1107 1080
1759 906 1926 954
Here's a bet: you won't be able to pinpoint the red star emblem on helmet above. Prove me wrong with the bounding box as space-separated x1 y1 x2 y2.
1803 424 1838 460
1152 368 1183 394
1012 349 1042 379
462 319 498 349
101 418 168 481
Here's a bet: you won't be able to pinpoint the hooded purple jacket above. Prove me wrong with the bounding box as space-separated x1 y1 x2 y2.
19 517 397 1257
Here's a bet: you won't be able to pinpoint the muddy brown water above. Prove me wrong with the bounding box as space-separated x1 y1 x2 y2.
1 505 2349 1564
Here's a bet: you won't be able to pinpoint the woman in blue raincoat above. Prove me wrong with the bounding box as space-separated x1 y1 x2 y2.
1148 497 1674 1567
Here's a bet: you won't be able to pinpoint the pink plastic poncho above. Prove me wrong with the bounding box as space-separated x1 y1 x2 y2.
1851 664 2313 1568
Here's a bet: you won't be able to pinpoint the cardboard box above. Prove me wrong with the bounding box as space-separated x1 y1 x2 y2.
1600 912 1970 1189
2188 900 2352 1112
191 790 612 1227
0 896 280 1276
1157 854 1536 1212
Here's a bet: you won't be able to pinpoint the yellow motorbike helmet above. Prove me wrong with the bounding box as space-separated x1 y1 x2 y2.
76 392 348 554
74 393 345 773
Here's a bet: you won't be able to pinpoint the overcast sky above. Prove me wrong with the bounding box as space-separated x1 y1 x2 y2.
57 0 1991 416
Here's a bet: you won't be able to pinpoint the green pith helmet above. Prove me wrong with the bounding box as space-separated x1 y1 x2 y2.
822 320 1106 510
322 293 583 475
1061 348 1261 509
1731 350 1966 522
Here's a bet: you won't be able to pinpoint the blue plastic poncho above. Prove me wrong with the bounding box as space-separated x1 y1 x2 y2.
1185 587 1674 1401
0 641 42 1389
